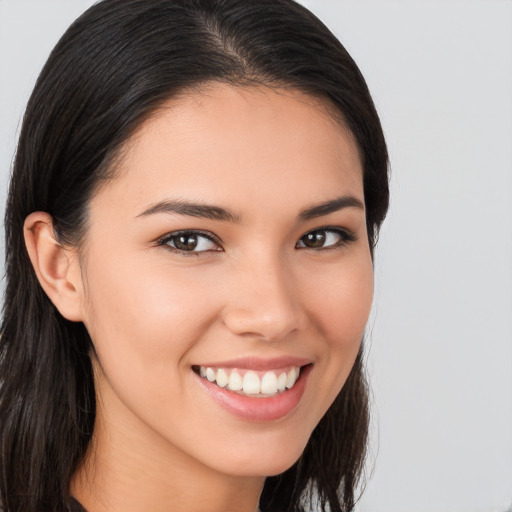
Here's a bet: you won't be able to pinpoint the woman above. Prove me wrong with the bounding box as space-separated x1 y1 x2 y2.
0 0 389 511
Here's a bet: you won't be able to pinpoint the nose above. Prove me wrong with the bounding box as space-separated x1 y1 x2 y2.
221 255 308 342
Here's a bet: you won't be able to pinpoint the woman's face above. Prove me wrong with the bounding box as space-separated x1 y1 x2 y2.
77 84 373 478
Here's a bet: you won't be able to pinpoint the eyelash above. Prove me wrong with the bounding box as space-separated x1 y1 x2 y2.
157 230 222 255
157 227 356 255
295 227 356 250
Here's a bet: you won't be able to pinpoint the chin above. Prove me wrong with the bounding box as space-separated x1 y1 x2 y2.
212 432 310 478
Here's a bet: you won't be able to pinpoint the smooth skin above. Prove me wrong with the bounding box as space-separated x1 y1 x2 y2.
24 84 374 512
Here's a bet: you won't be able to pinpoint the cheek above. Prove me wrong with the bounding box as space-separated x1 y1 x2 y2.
306 253 374 343
81 256 219 378
81 258 226 445
302 252 373 401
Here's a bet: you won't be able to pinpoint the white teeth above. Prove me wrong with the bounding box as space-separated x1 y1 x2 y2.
243 371 261 394
260 371 278 395
286 367 298 389
198 365 302 396
228 371 243 391
216 368 229 388
277 372 287 392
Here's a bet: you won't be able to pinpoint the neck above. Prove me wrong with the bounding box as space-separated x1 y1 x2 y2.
72 460 262 512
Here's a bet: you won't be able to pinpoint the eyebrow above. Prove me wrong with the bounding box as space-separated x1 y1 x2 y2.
137 199 240 222
298 195 364 221
136 194 364 223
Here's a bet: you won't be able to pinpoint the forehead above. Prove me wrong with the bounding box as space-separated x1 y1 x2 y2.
91 84 364 218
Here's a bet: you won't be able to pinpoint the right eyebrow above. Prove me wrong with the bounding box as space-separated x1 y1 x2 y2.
298 194 364 222
136 199 241 223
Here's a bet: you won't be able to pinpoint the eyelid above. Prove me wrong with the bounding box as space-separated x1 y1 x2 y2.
156 229 223 254
295 226 357 249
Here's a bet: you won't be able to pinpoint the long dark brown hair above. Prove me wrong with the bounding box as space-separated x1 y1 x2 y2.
0 1 389 511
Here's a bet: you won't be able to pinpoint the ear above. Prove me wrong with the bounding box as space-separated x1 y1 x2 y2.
24 212 85 322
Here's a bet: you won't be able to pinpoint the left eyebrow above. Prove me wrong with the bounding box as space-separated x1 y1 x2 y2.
298 195 364 222
136 199 241 222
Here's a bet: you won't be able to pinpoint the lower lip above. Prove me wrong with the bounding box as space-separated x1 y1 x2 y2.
195 365 312 422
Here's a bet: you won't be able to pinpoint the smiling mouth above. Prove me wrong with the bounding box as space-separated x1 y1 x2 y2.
192 365 305 397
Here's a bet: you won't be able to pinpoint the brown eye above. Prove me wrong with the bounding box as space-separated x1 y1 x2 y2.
160 231 221 253
300 230 327 248
174 234 199 251
296 228 355 250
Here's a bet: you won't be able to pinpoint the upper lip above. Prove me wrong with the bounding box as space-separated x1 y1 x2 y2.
195 356 313 371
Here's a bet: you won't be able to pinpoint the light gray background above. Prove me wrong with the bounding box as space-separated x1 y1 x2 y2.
0 1 511 511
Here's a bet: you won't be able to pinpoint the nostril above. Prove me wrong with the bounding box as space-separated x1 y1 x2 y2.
221 304 307 342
